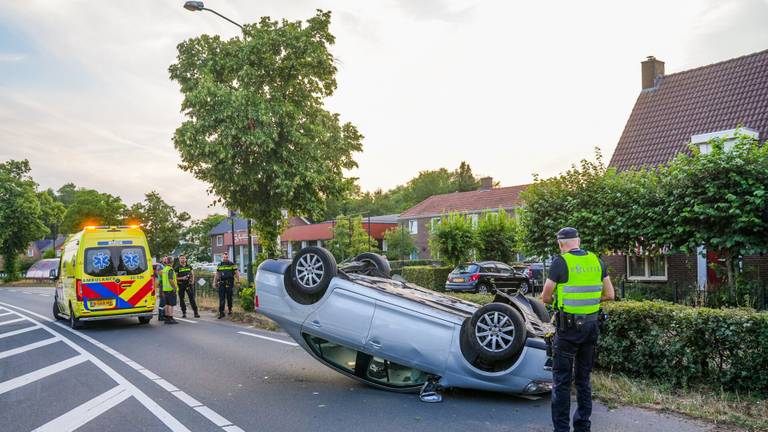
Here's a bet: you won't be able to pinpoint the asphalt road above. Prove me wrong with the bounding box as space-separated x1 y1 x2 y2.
0 286 719 432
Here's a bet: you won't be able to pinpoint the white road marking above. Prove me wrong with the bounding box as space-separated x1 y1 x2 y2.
0 337 59 360
0 301 244 432
172 390 202 407
39 294 51 297
137 368 160 380
223 426 247 432
237 331 299 346
0 325 40 339
194 406 231 427
0 317 26 326
0 303 192 432
175 317 197 323
0 355 87 395
32 385 131 432
154 378 179 392
0 312 13 317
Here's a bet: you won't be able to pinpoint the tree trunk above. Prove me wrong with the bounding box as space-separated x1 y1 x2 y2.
724 251 735 301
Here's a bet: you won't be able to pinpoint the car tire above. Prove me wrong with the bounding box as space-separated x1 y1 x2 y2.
69 303 84 330
52 296 63 320
291 247 337 296
529 298 551 323
476 283 490 295
353 252 391 278
138 317 151 325
467 302 525 363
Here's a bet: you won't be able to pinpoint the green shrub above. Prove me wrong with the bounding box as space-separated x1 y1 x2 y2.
598 301 768 393
239 286 256 312
389 259 441 270
401 266 453 291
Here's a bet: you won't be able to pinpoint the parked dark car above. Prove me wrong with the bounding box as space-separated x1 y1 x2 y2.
445 261 530 294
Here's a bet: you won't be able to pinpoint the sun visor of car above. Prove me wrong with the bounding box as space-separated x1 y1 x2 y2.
258 259 292 275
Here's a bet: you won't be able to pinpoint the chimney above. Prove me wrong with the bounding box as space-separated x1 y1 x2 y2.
641 56 664 90
478 177 493 191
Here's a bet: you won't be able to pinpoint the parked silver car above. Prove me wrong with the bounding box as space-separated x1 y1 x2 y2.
255 247 554 401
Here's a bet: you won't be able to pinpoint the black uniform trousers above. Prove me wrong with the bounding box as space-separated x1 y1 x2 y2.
178 281 198 314
551 320 599 432
218 278 234 313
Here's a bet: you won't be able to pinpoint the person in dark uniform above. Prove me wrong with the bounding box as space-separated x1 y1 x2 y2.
175 255 199 318
541 227 614 432
213 252 239 319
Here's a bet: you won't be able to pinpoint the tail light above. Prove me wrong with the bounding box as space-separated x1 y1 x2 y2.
254 294 260 308
469 273 480 282
76 279 83 301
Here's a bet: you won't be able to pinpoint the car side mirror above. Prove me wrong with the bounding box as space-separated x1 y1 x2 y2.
50 268 59 280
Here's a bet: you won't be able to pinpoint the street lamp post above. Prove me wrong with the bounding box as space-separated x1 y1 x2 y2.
183 1 243 29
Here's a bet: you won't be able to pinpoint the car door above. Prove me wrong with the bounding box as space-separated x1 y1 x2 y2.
366 300 454 374
302 288 376 349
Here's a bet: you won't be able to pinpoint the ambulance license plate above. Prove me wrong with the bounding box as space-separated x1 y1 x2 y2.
90 299 116 309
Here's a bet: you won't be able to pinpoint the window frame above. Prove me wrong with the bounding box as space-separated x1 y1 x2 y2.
216 235 223 247
408 219 418 235
626 255 668 281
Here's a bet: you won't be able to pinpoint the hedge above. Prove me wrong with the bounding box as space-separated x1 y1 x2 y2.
389 259 442 270
401 266 453 291
598 301 768 393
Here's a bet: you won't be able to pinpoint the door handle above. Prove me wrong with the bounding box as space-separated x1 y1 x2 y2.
311 320 321 328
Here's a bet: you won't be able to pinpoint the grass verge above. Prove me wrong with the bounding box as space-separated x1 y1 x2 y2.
592 371 766 431
0 279 54 287
195 294 280 331
446 292 493 305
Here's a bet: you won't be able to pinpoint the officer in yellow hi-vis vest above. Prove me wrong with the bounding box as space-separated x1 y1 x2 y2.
541 228 614 432
160 256 179 325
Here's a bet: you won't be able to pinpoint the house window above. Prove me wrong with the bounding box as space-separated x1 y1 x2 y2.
408 220 418 235
27 246 34 257
627 255 667 281
470 213 479 227
430 217 441 231
216 235 223 246
691 128 758 155
382 240 388 252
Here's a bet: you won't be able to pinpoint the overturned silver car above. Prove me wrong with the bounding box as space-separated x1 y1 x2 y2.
255 247 554 401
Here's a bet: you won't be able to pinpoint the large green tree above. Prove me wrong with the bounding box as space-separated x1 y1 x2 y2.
429 212 476 267
660 133 768 294
475 209 518 263
0 160 47 280
128 191 191 258
383 226 416 261
170 10 362 257
61 188 127 233
179 214 227 262
37 189 66 240
326 215 377 261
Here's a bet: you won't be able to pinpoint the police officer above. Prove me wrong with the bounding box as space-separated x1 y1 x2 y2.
175 255 199 318
213 252 239 319
160 256 179 324
541 227 614 432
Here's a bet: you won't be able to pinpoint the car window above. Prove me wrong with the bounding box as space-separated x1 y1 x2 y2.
452 264 478 274
481 265 497 273
496 264 513 274
84 246 148 277
365 356 427 388
304 335 357 373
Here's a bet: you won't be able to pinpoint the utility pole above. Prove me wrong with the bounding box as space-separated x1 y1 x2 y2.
247 218 254 287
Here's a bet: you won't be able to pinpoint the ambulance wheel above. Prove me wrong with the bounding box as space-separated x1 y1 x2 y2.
52 296 63 320
138 317 151 325
291 247 337 296
69 303 84 330
467 302 525 363
354 252 391 278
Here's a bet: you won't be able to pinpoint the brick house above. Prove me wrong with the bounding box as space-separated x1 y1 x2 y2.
398 178 528 259
280 214 399 257
0 236 65 272
605 51 768 288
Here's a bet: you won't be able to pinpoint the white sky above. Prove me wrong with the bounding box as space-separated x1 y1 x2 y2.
1 0 767 218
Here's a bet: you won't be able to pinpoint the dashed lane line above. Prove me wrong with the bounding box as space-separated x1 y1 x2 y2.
0 355 87 395
0 301 246 432
32 385 131 432
237 331 299 347
0 303 191 432
0 336 59 360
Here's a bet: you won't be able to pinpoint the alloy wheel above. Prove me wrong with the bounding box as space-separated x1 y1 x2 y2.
295 253 324 288
475 311 515 352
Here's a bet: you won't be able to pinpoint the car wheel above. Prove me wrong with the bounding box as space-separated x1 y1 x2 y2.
353 252 391 278
52 296 63 320
476 283 489 295
69 303 84 330
138 317 151 325
291 247 337 296
467 302 525 363
528 298 551 323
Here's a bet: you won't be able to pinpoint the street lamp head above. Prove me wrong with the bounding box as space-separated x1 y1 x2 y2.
183 1 204 11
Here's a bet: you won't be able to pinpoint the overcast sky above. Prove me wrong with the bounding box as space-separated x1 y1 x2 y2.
1 0 767 218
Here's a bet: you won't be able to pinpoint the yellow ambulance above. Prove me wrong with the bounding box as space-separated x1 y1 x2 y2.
53 226 156 328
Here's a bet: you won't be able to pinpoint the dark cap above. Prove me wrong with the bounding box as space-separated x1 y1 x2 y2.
556 227 579 240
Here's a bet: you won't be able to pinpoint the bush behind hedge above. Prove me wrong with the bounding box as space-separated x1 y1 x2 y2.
401 266 453 291
599 301 768 393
